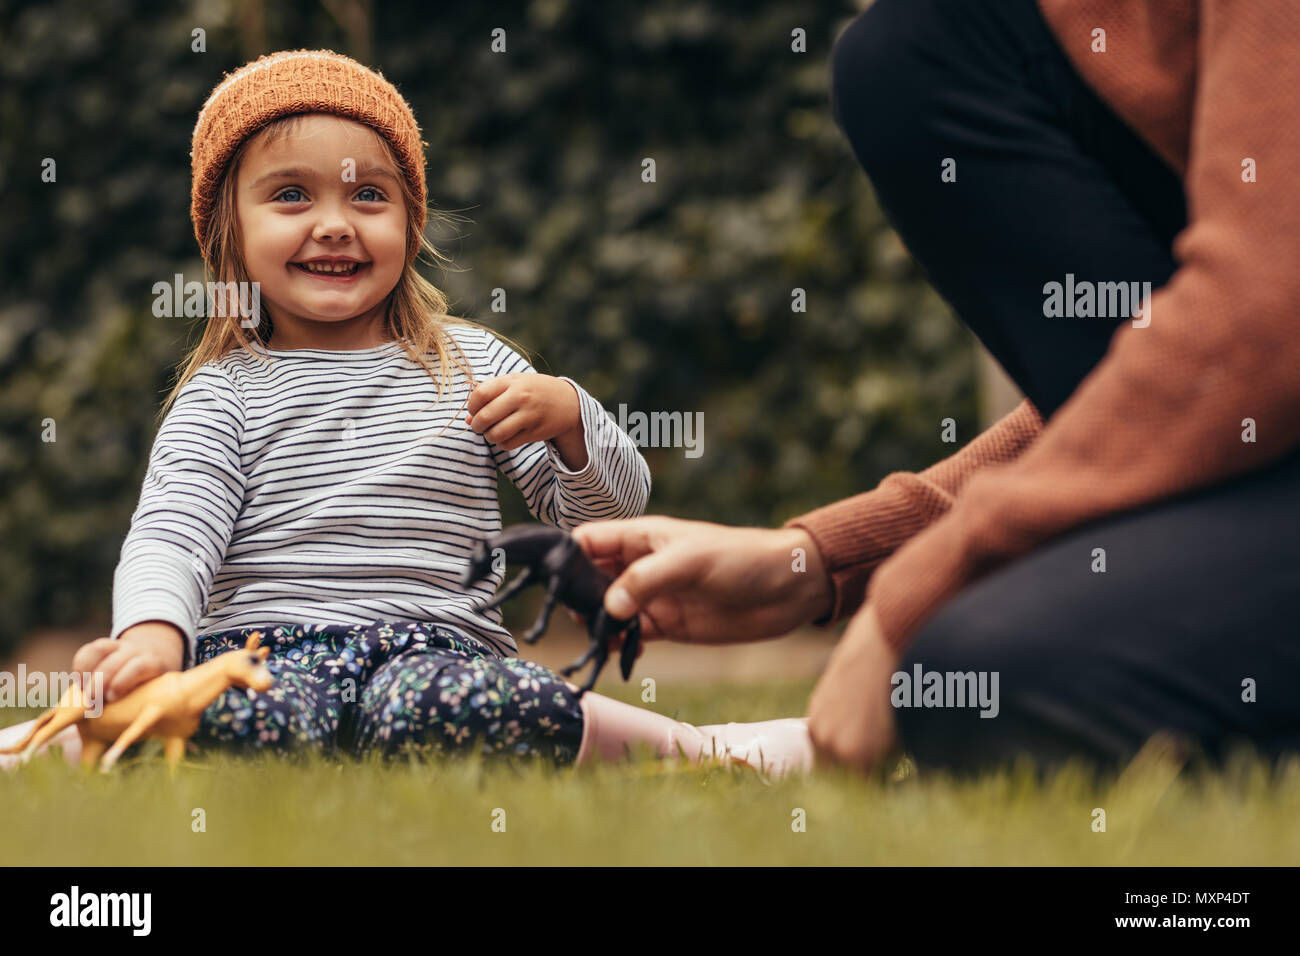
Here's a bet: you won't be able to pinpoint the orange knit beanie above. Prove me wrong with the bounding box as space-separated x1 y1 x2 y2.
189 49 428 264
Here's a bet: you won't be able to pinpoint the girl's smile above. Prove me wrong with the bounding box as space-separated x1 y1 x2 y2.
291 256 373 283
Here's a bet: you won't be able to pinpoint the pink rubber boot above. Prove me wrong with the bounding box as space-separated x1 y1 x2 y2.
0 717 82 770
574 692 813 778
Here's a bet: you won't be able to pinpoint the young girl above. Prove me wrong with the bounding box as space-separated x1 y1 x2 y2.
1 50 812 776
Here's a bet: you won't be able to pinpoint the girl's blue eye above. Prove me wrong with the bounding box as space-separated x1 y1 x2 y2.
272 186 385 203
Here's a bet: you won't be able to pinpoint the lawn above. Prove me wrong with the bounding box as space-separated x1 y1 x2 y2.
2 677 1298 866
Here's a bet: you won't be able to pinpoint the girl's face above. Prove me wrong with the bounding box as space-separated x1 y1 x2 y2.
235 113 407 347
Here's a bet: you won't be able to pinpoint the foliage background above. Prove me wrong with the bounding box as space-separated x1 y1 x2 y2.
0 0 984 656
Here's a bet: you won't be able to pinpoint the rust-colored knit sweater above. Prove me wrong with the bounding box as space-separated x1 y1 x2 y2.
786 0 1300 651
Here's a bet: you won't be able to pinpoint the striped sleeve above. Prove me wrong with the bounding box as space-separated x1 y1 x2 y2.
110 365 247 669
479 330 651 528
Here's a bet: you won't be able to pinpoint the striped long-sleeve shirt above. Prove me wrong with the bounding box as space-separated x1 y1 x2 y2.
110 324 651 668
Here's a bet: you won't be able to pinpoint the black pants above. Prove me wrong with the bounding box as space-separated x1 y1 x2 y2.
832 0 1300 776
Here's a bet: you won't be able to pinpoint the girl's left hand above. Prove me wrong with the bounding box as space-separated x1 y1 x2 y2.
466 373 582 451
806 604 903 776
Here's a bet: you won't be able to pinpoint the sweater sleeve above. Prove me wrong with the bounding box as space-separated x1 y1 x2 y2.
782 399 1043 626
868 0 1300 652
480 331 652 529
110 365 247 669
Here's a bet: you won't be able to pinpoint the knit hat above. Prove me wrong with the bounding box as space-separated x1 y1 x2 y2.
189 49 428 263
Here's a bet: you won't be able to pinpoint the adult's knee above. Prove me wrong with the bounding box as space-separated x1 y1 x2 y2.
893 607 1014 775
830 0 946 178
892 589 1123 778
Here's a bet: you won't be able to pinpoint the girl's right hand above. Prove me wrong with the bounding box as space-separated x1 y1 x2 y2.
70 621 186 705
571 516 834 645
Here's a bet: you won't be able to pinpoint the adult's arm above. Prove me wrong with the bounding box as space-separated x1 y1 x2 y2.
783 399 1044 625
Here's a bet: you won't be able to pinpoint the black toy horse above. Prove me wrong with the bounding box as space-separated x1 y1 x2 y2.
460 525 641 695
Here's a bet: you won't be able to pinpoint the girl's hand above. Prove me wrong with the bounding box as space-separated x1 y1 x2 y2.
571 516 834 645
466 373 583 456
71 621 186 705
806 605 902 776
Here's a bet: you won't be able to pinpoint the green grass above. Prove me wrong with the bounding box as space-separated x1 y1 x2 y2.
3 678 1299 865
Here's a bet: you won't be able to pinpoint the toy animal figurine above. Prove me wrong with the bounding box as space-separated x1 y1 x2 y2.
0 633 273 773
460 525 641 695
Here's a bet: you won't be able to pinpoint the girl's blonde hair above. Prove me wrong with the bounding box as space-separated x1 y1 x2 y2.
160 113 523 424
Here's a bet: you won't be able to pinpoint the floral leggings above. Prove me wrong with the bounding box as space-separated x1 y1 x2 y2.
193 620 586 764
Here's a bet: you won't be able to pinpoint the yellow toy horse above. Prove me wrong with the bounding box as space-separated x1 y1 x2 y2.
0 633 272 772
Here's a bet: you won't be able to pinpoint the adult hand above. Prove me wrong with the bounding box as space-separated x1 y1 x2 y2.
806 605 902 776
571 516 834 645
